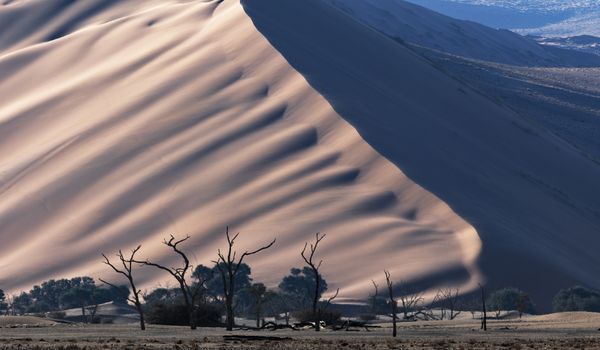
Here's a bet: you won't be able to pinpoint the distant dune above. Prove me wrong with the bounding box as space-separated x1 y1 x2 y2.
325 0 600 67
0 0 599 310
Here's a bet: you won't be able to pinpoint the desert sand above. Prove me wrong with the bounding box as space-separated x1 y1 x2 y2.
2 312 600 349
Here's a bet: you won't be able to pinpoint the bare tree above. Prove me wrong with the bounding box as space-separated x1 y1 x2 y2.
461 295 480 319
214 227 276 331
101 246 146 330
370 280 380 314
396 281 424 320
134 235 205 330
479 283 487 331
384 270 398 337
436 288 462 320
300 232 329 331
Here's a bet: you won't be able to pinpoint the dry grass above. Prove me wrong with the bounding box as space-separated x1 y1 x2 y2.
1 313 600 349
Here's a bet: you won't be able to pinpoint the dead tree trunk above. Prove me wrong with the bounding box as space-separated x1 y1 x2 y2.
301 232 328 332
133 235 205 330
479 284 487 331
384 271 397 338
214 227 275 331
370 280 379 314
101 245 146 330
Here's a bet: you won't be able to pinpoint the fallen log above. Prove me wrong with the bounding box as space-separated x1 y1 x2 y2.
223 335 293 342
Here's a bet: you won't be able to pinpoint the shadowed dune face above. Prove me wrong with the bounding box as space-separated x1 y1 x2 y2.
242 0 600 309
0 0 481 299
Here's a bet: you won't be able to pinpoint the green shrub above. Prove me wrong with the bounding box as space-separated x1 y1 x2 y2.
488 287 535 314
553 286 600 312
145 302 222 326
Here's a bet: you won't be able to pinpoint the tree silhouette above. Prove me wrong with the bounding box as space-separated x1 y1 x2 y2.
479 283 487 331
301 233 338 331
214 227 275 331
101 245 146 330
384 270 398 337
134 235 206 330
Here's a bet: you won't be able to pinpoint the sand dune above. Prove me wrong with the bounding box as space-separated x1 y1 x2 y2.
0 0 481 300
1 0 599 310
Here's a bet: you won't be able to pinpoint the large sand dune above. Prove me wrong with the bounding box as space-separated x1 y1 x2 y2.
0 0 481 299
1 0 599 309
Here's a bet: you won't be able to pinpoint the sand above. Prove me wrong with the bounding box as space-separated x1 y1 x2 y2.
2 312 600 349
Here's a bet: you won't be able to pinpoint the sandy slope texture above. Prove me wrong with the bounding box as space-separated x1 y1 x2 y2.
0 0 481 299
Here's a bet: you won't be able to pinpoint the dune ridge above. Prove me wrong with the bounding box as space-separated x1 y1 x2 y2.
0 0 481 299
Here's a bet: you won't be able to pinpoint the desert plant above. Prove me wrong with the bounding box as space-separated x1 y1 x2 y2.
213 227 275 331
101 245 146 330
487 287 534 317
279 266 329 312
145 301 222 326
479 284 487 331
133 235 208 330
432 287 461 320
553 286 600 312
300 232 339 332
384 270 398 337
396 282 424 320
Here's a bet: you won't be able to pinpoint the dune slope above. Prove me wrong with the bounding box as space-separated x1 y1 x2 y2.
0 0 481 299
242 0 600 309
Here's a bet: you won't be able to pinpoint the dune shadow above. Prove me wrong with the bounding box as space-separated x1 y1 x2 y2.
239 0 600 311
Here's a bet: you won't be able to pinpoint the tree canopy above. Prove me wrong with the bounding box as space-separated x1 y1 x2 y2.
11 277 128 313
553 286 600 312
487 287 535 314
278 266 328 311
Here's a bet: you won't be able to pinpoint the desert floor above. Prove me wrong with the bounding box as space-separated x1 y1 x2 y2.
2 314 600 349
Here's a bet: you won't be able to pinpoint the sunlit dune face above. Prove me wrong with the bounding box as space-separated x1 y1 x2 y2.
0 0 481 299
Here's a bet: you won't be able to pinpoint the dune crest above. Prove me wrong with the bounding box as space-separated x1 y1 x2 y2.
0 0 481 299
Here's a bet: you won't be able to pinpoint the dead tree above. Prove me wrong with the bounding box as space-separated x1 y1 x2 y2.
397 281 424 320
479 283 487 331
384 270 398 337
214 227 276 331
101 245 146 330
437 288 462 320
462 295 480 319
370 280 380 314
134 235 205 330
300 232 329 331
